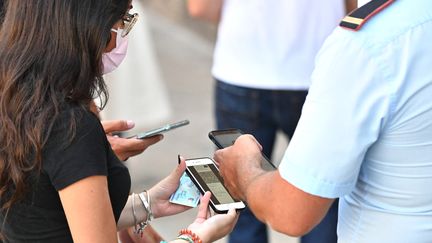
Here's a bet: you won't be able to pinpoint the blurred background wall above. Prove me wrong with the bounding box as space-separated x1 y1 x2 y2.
141 0 217 42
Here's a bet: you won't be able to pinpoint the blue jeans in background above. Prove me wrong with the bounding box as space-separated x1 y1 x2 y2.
215 80 338 243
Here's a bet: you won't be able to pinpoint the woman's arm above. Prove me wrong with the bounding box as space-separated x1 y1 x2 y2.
117 159 191 230
117 193 149 231
59 175 118 243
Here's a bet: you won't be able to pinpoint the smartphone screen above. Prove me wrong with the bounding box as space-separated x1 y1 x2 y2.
185 157 246 213
209 129 277 171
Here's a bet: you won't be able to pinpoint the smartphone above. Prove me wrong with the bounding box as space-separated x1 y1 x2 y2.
185 157 246 213
132 120 190 139
208 128 277 171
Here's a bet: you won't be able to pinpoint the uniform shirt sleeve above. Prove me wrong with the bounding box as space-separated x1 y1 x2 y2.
43 110 109 191
279 29 394 198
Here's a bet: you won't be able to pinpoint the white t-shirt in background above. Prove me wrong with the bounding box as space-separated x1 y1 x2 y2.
212 0 345 90
358 0 371 7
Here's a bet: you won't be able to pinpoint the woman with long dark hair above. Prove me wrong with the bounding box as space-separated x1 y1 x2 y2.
0 1 237 242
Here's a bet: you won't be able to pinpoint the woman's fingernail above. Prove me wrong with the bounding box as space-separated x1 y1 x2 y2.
126 120 135 128
177 154 181 164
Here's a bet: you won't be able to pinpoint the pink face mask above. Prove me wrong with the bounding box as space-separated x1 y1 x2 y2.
102 28 129 74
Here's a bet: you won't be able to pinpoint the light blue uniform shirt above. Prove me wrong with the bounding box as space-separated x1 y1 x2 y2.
279 0 432 242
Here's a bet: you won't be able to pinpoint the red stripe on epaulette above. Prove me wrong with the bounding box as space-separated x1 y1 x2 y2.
340 0 396 31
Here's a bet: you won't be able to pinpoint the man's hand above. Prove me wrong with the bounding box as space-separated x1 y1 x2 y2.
102 120 163 161
215 135 335 236
213 135 266 201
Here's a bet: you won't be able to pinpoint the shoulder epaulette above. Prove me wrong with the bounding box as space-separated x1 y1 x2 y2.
340 0 395 31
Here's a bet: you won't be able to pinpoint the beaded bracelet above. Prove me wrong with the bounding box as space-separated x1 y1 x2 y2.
178 229 202 243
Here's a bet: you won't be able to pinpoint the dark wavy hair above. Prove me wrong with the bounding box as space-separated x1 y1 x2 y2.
0 0 5 23
0 0 129 211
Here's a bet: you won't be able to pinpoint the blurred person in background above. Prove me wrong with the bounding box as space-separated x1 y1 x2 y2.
215 0 432 242
0 0 238 242
187 1 357 243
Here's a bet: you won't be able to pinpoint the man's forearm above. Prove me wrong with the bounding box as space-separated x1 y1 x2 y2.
245 171 334 237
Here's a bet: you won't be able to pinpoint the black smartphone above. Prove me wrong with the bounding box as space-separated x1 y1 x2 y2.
208 128 277 171
185 157 246 213
131 120 190 139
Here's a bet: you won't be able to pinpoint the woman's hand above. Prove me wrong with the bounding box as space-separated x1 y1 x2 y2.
102 120 163 161
148 157 191 218
187 192 238 243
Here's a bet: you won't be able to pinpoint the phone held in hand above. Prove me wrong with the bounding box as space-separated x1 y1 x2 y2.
208 128 277 171
133 119 190 139
185 157 246 213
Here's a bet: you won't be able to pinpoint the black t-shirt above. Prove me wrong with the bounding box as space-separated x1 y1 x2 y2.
0 108 131 242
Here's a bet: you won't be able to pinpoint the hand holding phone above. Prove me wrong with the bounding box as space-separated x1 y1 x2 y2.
184 157 246 213
169 172 201 208
102 120 162 160
208 128 276 171
131 119 190 139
